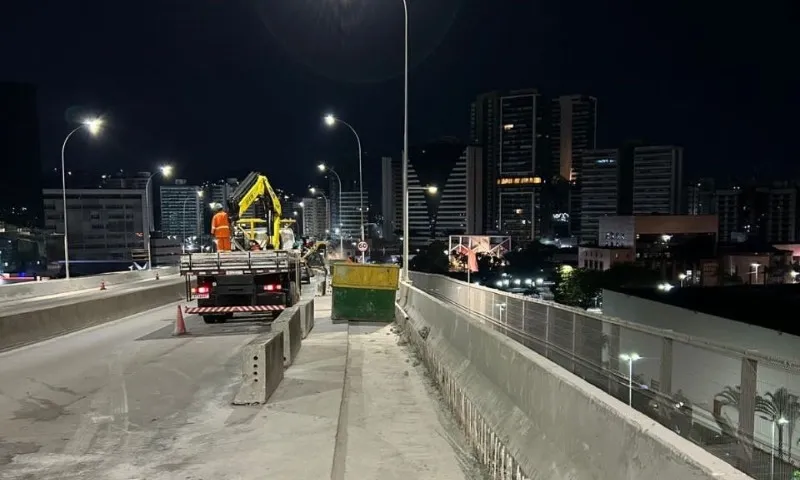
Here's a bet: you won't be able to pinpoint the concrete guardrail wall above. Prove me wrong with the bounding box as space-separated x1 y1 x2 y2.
0 278 186 352
396 283 750 480
233 331 284 406
0 266 179 302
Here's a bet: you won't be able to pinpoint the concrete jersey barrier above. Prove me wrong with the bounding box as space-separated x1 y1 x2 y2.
272 305 302 367
0 266 178 302
232 331 284 405
396 284 751 480
0 278 186 352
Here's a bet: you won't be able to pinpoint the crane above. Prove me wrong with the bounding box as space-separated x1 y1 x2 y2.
226 172 291 250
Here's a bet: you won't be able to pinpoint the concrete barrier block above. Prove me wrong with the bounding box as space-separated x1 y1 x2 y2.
0 266 178 302
232 331 284 406
297 294 315 339
272 306 302 367
0 279 186 352
397 285 750 480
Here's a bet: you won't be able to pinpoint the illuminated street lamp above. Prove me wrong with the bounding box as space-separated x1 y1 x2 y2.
619 352 641 406
323 114 364 261
309 187 331 240
61 117 103 279
318 163 344 255
771 417 789 478
145 165 173 269
181 190 203 253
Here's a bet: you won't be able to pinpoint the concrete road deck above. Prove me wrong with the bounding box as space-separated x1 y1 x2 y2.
0 295 485 479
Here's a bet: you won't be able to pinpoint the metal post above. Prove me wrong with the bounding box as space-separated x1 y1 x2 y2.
628 360 634 406
401 0 410 283
60 126 83 280
145 175 154 269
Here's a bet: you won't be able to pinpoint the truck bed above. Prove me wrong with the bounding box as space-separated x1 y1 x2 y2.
180 251 297 275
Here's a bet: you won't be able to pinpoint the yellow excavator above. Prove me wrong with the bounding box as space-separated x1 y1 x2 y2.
227 172 295 251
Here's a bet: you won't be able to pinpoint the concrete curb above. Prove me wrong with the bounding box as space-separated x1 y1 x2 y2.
397 284 751 480
272 306 302 367
0 267 178 302
0 279 186 352
232 331 284 406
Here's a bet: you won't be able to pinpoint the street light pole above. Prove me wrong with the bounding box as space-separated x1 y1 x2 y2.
60 118 103 280
401 0 410 282
309 187 329 240
619 353 641 406
323 116 365 262
181 190 203 253
144 165 173 270
319 165 344 257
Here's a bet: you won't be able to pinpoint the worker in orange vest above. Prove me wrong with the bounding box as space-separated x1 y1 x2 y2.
210 204 231 252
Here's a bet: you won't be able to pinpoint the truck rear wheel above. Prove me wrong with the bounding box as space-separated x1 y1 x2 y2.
202 315 228 324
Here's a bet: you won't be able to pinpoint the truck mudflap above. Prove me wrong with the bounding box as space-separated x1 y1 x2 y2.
184 305 286 314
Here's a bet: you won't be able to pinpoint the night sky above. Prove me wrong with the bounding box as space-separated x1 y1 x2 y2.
2 0 797 200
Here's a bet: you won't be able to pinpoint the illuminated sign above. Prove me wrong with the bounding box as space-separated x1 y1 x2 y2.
497 176 542 186
595 158 616 165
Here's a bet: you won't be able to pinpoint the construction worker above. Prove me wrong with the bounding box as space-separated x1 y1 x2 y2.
210 203 231 252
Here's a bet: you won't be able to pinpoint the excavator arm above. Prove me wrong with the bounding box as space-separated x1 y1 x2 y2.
227 172 284 250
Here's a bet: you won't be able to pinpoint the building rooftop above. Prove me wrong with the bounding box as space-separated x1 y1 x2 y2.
610 284 800 336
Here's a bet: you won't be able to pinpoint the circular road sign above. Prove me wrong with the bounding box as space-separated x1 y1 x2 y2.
357 241 368 252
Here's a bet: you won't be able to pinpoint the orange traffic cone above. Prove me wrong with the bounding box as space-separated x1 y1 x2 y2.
100 280 106 290
173 305 187 336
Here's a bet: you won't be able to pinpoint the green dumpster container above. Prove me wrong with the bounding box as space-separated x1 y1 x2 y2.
331 263 400 323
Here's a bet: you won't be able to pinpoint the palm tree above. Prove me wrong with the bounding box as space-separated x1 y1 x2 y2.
714 385 743 438
756 387 800 460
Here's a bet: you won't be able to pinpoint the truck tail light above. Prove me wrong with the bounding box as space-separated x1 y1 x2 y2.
263 284 282 291
192 285 211 298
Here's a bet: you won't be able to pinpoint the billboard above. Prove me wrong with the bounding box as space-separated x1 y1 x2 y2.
447 235 511 273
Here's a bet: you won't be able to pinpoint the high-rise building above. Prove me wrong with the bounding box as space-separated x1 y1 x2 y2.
550 95 598 182
381 156 401 240
0 82 42 227
761 186 797 243
339 191 369 240
716 187 741 243
471 89 549 240
42 188 147 261
632 146 683 214
382 141 484 249
578 149 623 243
160 180 203 241
714 184 797 244
301 196 329 239
686 178 716 215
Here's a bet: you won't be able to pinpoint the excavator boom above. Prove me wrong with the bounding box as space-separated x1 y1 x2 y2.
226 172 289 250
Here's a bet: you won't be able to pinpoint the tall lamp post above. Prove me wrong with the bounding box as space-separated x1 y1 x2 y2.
144 165 173 269
400 0 410 282
181 190 203 253
309 187 330 240
323 114 365 261
619 352 641 406
61 117 103 280
317 165 343 256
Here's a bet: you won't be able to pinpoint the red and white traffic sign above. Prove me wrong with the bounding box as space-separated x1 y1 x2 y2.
357 241 368 252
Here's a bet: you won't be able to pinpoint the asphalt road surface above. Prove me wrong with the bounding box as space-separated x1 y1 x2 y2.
0 302 270 479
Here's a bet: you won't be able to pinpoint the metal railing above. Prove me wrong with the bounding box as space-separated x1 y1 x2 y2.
408 271 800 480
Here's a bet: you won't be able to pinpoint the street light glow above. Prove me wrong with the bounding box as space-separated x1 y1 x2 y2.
323 114 336 127
309 187 317 194
317 163 327 172
197 190 204 198
83 117 103 136
619 353 641 362
426 185 438 194
299 202 305 208
160 165 173 177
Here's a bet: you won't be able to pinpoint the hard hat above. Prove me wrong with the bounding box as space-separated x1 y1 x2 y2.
211 203 223 211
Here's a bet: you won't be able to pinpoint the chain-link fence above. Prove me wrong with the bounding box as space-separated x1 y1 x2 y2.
409 271 800 480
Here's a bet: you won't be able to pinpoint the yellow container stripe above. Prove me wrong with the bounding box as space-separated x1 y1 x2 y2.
332 263 400 291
